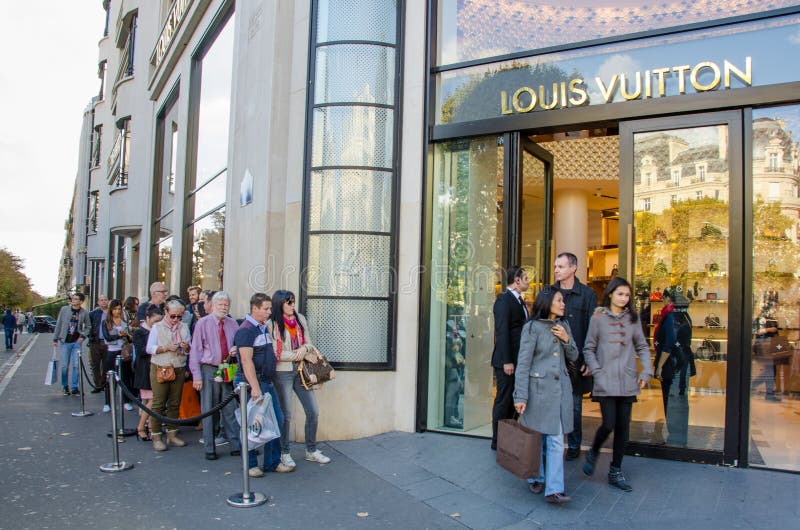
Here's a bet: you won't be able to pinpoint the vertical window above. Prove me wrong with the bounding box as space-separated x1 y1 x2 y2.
670 194 678 204
92 125 102 168
185 10 234 292
98 60 107 100
302 0 401 369
645 172 652 186
169 124 178 195
152 89 179 290
698 164 707 182
769 152 780 171
88 191 100 233
672 169 681 186
113 11 136 93
641 197 651 211
696 191 704 200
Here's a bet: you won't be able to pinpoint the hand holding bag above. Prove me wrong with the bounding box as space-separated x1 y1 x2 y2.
235 393 281 450
44 346 58 386
297 348 335 390
156 364 176 383
496 419 542 479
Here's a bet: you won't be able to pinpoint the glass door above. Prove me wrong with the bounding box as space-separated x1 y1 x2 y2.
620 111 743 463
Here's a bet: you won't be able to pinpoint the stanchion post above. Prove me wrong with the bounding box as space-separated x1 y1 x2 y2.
99 370 133 473
114 354 136 437
227 381 267 508
72 346 93 417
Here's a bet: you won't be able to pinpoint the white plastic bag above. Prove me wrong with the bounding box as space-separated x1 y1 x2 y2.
235 393 281 451
44 347 58 386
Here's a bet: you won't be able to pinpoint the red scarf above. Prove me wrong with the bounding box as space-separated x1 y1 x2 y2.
653 303 674 348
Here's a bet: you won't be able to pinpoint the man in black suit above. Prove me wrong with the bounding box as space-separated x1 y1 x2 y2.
491 265 530 450
87 294 109 392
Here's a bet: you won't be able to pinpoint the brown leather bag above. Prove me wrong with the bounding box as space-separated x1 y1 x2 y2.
754 336 793 361
496 419 542 479
156 364 176 383
297 351 334 390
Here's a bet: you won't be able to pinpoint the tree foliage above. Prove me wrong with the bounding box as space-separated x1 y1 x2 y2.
0 248 43 310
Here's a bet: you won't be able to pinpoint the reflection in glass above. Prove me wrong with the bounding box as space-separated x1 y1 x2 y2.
308 169 392 232
438 0 799 65
749 105 800 472
519 146 548 301
192 170 227 217
631 125 729 450
157 236 173 293
428 137 503 433
191 208 225 291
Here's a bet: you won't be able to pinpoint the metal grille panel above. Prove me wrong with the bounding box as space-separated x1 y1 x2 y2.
316 0 397 44
309 169 393 232
315 44 395 105
306 233 391 297
306 298 389 363
312 106 394 168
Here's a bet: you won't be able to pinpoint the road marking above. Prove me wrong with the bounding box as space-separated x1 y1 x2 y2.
0 334 39 399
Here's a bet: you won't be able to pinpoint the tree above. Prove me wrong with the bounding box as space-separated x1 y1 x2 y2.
0 248 42 309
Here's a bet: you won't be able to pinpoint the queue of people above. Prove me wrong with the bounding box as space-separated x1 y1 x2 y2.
50 282 333 478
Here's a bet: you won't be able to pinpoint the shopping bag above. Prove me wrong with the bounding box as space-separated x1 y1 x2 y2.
235 393 281 451
496 419 542 479
44 347 58 386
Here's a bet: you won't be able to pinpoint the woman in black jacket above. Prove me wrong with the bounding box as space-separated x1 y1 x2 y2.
132 304 163 440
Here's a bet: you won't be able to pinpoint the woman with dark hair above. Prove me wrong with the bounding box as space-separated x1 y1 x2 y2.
513 287 578 504
582 277 652 492
123 296 139 330
102 299 133 413
269 290 333 468
132 304 163 440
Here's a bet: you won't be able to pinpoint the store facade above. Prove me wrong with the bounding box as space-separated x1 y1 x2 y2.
419 2 800 472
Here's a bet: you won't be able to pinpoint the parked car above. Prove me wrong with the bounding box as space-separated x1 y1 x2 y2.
33 316 56 333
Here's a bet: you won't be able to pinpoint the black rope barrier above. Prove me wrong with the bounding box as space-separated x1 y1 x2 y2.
115 372 239 426
79 353 104 392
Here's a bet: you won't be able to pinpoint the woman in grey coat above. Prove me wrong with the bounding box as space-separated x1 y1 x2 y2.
513 287 578 504
582 276 652 492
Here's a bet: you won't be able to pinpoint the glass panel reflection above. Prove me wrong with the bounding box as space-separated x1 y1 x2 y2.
749 105 800 472
630 125 729 450
427 136 503 433
192 172 227 218
519 146 548 301
438 0 799 65
191 208 225 291
308 169 392 232
157 236 173 293
315 44 395 105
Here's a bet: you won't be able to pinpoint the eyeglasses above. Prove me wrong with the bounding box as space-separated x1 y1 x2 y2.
155 290 168 294
168 314 182 320
285 300 295 305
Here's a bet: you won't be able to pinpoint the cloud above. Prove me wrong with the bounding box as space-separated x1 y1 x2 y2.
790 29 800 45
590 54 643 104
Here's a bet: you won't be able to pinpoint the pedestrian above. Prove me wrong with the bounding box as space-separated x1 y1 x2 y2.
136 282 168 322
189 291 241 460
133 304 163 441
102 299 133 413
52 294 91 395
123 296 139 330
653 288 694 413
145 298 191 451
183 286 202 333
552 252 597 460
88 294 110 392
270 289 332 467
4 309 17 350
15 310 25 334
752 305 783 401
234 293 292 476
26 311 35 334
582 277 653 492
513 287 578 504
490 266 530 451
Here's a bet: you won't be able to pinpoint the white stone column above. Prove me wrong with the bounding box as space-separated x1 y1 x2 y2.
554 189 589 280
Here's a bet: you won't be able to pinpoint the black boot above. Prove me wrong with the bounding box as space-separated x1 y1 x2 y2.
582 449 598 476
608 466 632 492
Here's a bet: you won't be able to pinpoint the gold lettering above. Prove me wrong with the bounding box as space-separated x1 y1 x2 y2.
644 70 651 98
672 65 691 94
512 87 537 113
620 72 642 100
560 82 567 108
724 57 752 88
596 74 619 103
652 68 670 97
500 91 513 115
539 83 559 110
568 79 588 106
690 61 721 91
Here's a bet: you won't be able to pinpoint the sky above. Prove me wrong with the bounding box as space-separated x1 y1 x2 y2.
0 2 106 297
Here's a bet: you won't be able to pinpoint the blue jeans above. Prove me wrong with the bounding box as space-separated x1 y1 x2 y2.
528 423 566 496
4 328 14 349
274 370 319 453
60 342 81 390
567 393 582 450
233 374 283 471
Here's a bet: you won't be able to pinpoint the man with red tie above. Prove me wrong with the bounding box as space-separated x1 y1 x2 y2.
189 291 241 460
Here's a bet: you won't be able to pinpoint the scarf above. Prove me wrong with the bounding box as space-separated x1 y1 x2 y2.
283 315 305 350
653 303 674 349
164 316 183 345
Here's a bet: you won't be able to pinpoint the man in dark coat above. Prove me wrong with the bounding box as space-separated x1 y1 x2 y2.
553 252 597 460
490 265 529 450
87 294 109 391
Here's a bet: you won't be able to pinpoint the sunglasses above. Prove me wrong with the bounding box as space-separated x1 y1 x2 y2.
168 314 182 320
285 300 295 305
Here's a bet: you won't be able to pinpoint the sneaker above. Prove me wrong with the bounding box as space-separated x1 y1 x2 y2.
63 387 71 396
248 467 264 478
123 403 134 411
281 453 297 468
71 388 80 396
215 436 229 446
545 493 572 504
274 463 295 473
565 447 580 461
102 404 111 413
305 449 331 464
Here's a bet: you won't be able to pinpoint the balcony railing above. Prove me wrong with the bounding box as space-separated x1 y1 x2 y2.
113 37 135 93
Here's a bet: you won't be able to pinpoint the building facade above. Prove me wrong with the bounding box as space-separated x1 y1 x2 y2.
65 0 800 472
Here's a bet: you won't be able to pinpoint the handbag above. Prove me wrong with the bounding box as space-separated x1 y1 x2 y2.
496 419 542 479
44 346 58 386
156 364 176 383
705 314 721 328
695 337 719 360
753 335 793 361
297 349 334 390
120 342 133 362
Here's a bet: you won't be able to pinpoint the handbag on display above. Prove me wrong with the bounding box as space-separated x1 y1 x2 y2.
297 349 334 390
44 347 58 386
753 335 793 361
705 314 721 328
695 337 719 360
156 364 176 383
496 419 542 479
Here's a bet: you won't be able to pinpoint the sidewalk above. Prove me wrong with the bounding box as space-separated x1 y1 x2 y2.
1 334 798 529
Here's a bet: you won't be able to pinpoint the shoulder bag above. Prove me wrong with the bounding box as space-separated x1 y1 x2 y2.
156 364 176 383
297 348 334 390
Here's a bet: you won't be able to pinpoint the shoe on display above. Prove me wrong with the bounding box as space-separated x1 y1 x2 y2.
305 449 331 464
102 404 111 413
281 453 297 468
123 403 134 411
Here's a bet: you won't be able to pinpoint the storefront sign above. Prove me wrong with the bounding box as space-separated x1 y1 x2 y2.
151 0 193 70
500 57 752 115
